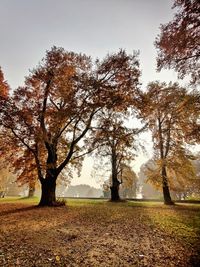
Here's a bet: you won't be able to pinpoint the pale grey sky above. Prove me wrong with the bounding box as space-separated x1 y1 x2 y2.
0 0 182 187
0 0 178 89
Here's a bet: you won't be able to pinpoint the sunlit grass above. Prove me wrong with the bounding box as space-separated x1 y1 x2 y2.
64 198 107 206
143 204 200 245
0 196 39 204
1 197 199 246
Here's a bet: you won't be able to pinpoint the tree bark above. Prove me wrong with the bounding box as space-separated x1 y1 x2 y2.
110 147 120 201
158 118 174 205
162 166 174 205
110 180 120 201
38 144 59 206
39 178 56 206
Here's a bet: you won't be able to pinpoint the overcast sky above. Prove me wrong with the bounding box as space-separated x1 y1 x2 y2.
0 0 182 187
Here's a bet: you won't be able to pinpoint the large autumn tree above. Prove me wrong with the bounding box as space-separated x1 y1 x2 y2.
155 0 200 84
140 81 195 204
0 47 140 206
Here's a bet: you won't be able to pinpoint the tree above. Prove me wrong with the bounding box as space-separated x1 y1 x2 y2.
140 81 194 204
0 68 10 197
119 164 138 198
189 153 200 198
139 160 163 199
0 47 140 206
179 89 200 145
0 124 40 197
139 155 198 200
0 164 14 197
155 0 200 84
92 110 139 201
143 152 198 200
102 164 138 199
12 149 38 197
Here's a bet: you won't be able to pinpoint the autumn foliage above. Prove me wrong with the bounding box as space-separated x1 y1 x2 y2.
0 1 200 205
0 47 141 205
156 0 200 84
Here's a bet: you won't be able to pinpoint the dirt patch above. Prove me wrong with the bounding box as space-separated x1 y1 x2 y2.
0 201 199 266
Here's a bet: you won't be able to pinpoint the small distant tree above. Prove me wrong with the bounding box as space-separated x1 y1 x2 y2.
155 0 200 84
102 164 137 199
13 149 38 197
119 164 138 198
0 164 14 197
139 160 163 199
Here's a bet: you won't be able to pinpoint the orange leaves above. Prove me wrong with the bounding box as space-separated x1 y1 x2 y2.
139 81 199 197
0 46 142 204
156 0 200 84
0 67 9 99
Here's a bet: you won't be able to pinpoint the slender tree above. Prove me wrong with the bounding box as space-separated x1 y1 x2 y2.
144 151 198 200
92 110 139 201
140 81 194 204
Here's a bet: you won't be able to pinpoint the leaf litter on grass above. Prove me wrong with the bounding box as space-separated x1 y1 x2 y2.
0 200 199 266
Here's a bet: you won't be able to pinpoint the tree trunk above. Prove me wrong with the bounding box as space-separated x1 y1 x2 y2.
110 147 121 201
38 145 58 206
110 180 120 201
39 178 56 206
162 166 174 205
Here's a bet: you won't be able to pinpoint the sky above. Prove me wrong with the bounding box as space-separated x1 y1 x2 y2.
0 0 183 187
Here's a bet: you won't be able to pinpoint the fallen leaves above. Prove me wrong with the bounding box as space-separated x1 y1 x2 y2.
0 200 199 266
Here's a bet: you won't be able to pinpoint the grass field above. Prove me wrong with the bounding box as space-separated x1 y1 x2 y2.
0 198 199 266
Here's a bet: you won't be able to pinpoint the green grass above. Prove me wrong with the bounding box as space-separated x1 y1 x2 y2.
60 199 200 246
140 203 200 245
0 196 39 204
1 197 199 245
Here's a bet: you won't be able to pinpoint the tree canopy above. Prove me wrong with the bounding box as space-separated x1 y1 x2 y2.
0 47 141 205
156 0 200 84
140 81 196 204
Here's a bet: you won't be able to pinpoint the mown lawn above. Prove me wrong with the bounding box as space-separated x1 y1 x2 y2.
0 198 199 266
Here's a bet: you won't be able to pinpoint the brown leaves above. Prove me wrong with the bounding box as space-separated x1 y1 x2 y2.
0 201 199 266
0 47 142 204
139 82 199 196
155 0 200 84
0 67 9 99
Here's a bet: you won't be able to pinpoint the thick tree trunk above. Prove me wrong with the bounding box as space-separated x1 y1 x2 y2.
110 180 120 201
38 145 59 206
39 178 56 206
162 166 174 205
